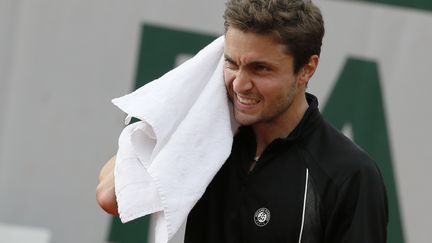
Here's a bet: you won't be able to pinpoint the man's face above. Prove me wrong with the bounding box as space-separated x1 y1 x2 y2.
224 28 302 126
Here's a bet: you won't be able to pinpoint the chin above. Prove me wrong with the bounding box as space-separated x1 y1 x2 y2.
233 113 259 126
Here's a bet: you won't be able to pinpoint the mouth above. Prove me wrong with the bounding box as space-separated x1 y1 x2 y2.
235 94 260 106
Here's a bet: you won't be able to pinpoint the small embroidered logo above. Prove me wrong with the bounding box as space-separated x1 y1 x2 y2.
254 207 270 227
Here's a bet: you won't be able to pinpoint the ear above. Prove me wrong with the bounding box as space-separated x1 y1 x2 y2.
298 55 319 86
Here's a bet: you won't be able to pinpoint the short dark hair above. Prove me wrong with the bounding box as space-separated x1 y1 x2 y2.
223 0 325 74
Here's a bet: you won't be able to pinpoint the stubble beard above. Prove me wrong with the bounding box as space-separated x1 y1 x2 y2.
230 80 298 126
258 80 297 125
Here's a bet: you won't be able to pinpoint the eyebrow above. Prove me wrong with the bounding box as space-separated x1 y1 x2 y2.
224 54 272 67
224 54 235 64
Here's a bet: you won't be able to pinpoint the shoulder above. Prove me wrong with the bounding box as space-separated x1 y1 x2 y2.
301 120 382 188
299 118 388 241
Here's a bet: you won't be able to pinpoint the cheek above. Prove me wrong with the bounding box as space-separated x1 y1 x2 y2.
224 69 235 89
254 78 285 98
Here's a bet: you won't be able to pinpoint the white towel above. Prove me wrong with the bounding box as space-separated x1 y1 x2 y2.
112 36 236 243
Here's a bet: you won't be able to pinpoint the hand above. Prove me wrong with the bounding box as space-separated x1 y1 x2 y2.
96 155 119 216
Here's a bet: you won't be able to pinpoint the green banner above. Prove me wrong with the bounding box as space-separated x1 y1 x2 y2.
332 0 432 12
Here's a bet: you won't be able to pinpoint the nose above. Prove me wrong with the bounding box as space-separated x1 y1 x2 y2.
233 70 253 93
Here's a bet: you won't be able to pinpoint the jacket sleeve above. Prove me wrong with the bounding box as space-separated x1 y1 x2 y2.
323 162 389 243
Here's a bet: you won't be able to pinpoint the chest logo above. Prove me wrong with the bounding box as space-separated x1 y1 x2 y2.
254 207 270 227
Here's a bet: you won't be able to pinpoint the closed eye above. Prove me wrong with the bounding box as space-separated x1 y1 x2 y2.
252 63 271 72
224 58 238 70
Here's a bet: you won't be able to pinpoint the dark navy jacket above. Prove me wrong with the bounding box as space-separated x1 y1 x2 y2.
185 93 388 243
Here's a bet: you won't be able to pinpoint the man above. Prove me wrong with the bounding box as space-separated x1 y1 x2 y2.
97 0 388 242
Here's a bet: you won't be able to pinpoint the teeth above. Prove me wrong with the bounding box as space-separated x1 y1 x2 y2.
237 95 259 105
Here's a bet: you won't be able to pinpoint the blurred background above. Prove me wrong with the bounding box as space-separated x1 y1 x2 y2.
0 0 431 242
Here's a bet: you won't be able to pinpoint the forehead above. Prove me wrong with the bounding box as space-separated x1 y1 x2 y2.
224 28 292 64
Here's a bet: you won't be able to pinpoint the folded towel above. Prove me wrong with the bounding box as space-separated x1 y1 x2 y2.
112 36 236 243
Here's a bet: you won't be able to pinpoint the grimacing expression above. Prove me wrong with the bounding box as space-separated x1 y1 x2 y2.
224 28 303 126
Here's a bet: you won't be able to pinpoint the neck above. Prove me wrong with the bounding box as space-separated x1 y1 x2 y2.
252 92 309 157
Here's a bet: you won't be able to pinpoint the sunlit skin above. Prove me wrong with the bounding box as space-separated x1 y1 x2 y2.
224 28 319 157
